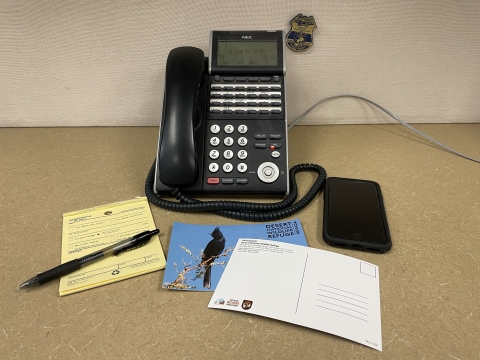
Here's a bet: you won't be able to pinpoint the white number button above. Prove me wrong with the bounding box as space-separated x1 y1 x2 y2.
210 124 220 134
210 137 220 146
237 163 248 173
224 125 234 134
209 149 219 159
238 137 248 146
224 149 234 159
209 163 219 173
223 163 233 173
237 150 248 159
238 124 248 134
224 137 234 146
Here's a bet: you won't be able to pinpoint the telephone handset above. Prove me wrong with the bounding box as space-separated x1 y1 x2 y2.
157 47 206 189
154 30 289 195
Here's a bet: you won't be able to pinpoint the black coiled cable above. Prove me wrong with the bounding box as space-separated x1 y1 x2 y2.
145 160 326 221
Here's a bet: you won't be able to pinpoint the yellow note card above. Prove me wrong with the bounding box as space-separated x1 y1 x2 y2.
59 197 166 296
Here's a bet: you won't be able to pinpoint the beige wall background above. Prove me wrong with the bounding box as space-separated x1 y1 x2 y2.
1 0 479 127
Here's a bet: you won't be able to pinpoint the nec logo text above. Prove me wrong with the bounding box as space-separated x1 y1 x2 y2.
242 36 253 39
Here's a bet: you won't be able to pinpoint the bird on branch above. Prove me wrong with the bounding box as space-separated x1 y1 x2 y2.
202 227 226 288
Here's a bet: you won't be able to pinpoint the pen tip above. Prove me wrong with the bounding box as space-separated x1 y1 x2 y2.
151 229 160 235
19 276 39 289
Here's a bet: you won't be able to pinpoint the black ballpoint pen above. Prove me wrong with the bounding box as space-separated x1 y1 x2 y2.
19 229 160 289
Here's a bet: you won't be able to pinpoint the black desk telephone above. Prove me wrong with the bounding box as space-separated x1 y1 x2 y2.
145 30 326 221
155 30 288 195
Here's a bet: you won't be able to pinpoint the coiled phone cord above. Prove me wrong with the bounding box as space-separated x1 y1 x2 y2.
145 160 326 222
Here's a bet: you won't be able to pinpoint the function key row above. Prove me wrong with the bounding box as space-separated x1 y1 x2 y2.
211 85 281 91
210 100 281 107
210 108 281 115
214 75 281 83
210 92 281 99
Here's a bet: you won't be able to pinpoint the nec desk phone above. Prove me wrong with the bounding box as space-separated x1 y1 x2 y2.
146 30 326 221
155 30 288 195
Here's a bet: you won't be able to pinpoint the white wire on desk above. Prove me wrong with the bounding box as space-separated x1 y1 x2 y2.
287 94 480 164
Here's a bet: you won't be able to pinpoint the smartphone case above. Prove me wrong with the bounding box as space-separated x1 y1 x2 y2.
322 177 392 253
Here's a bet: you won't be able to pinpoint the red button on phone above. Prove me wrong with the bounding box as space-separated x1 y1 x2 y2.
207 178 220 184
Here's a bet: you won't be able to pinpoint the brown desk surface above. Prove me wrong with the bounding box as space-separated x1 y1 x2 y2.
1 124 479 359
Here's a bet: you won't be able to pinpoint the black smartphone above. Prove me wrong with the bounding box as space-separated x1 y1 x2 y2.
323 177 392 253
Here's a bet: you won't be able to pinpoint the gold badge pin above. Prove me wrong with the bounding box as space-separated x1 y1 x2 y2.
286 14 317 52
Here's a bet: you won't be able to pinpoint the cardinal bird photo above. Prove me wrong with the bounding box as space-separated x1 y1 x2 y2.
202 227 226 288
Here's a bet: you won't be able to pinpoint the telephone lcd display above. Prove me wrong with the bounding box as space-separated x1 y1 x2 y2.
217 41 277 67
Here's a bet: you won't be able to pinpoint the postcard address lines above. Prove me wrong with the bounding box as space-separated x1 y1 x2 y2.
316 284 369 322
294 254 370 322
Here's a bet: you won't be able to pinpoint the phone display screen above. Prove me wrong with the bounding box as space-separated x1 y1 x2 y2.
325 178 388 245
216 41 278 67
210 31 284 74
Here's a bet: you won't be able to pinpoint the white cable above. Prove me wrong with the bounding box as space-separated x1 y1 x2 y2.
287 94 480 164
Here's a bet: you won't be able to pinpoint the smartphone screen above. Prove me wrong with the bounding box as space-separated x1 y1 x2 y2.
323 177 391 253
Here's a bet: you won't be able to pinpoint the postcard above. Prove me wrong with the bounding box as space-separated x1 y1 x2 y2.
162 219 307 291
208 239 382 351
